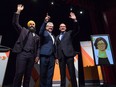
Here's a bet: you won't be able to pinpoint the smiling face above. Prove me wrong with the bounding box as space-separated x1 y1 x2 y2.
59 23 67 32
27 20 36 32
46 22 54 33
97 40 106 51
27 20 36 28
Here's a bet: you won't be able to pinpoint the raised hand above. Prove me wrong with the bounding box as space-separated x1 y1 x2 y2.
16 4 24 14
45 13 50 22
69 12 77 20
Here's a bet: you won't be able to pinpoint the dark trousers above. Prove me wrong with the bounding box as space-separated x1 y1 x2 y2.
98 57 110 65
40 55 55 87
13 51 35 87
59 53 77 87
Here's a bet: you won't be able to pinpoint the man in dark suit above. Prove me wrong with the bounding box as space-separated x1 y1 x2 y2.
12 4 40 87
39 14 56 87
56 12 78 87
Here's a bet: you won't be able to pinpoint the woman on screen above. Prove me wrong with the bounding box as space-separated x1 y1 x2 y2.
94 37 110 65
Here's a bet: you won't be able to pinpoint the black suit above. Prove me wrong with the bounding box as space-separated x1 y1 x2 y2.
39 22 56 87
56 22 78 87
12 13 40 87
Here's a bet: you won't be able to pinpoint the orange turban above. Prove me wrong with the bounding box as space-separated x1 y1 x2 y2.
27 20 36 27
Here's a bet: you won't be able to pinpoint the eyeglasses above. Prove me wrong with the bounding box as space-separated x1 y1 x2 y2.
60 26 66 27
97 43 105 46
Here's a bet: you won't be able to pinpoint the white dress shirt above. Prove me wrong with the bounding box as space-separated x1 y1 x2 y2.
47 31 55 44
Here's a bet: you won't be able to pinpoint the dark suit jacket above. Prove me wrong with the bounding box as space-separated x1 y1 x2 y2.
39 22 56 56
56 22 79 59
12 13 40 57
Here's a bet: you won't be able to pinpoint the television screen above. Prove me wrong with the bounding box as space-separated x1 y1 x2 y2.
91 34 115 65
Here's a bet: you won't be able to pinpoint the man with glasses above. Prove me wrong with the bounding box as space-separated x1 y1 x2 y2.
56 12 79 87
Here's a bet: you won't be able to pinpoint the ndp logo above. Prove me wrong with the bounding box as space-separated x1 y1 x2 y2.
0 56 6 60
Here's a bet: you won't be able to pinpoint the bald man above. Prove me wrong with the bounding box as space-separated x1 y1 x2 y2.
56 12 78 87
12 4 40 87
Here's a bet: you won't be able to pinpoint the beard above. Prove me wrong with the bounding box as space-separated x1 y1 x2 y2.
28 27 36 32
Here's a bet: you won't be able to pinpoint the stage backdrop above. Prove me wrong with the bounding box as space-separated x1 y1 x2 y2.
80 41 103 85
29 54 79 87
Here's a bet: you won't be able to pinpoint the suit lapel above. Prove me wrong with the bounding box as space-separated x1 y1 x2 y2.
57 35 60 41
46 31 52 40
60 32 66 41
46 31 55 44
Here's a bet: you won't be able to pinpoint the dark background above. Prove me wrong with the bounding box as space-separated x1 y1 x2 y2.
0 0 116 86
0 0 92 86
0 0 92 48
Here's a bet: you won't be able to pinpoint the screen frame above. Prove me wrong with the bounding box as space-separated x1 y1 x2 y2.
0 35 2 45
91 34 115 66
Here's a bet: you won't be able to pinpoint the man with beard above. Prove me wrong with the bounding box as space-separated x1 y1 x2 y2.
12 4 40 87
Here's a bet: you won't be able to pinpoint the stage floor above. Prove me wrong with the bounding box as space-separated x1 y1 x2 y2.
2 84 116 87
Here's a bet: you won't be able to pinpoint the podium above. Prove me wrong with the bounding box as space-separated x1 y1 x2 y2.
0 45 10 87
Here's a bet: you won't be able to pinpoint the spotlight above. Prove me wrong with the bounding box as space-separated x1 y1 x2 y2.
51 1 54 5
80 11 83 14
70 7 73 11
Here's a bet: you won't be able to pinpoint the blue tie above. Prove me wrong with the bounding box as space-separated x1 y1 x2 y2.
59 32 64 40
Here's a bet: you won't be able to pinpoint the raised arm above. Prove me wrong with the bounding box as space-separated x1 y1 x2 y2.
69 12 80 37
39 13 50 36
12 4 24 33
69 12 77 22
